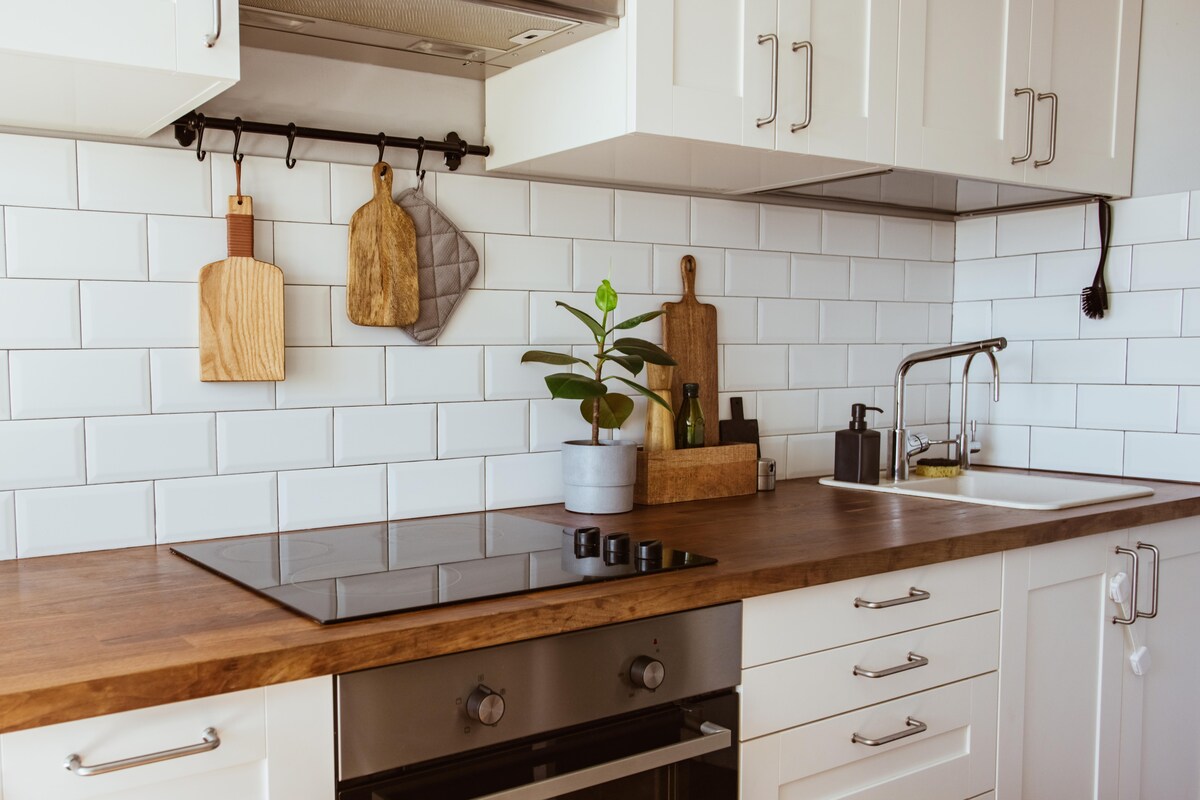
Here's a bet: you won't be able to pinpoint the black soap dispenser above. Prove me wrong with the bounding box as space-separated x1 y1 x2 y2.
835 404 884 484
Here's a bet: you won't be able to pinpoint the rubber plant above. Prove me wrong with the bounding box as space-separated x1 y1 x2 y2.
522 280 677 445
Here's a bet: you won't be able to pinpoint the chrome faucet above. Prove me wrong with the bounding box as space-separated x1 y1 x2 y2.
889 337 1007 481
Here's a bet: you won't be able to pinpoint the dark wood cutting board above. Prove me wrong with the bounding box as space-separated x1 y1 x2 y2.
347 162 419 326
661 255 719 445
719 396 760 456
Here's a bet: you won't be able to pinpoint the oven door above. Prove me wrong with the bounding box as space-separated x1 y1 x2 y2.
338 695 738 800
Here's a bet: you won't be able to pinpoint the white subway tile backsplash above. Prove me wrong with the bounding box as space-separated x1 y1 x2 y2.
756 390 817 436
273 222 348 285
1127 338 1200 384
485 345 562 400
0 492 13 560
329 163 426 225
388 457 485 519
529 291 597 345
723 345 788 391
1080 290 1182 339
1123 432 1200 482
1036 246 1132 296
971 424 1030 469
149 349 274 413
5 208 146 280
86 413 215 483
902 343 951 384
955 217 996 261
0 352 7 420
1029 427 1124 475
15 482 154 557
1130 239 1200 290
217 408 332 474
705 296 757 343
0 279 80 348
573 239 653 293
484 235 571 291
1185 290 1200 337
992 295 1079 340
1191 191 1200 239
155 473 278 543
532 183 613 240
81 281 196 348
485 451 563 509
10 349 149 419
759 205 821 253
278 464 387 531
955 339 1032 383
277 347 385 408
848 344 905 387
817 387 880 432
1032 339 1127 384
388 346 483 403
819 300 875 343
719 393 757 421
996 205 1085 256
615 191 689 245
792 254 850 299
529 399 593 451
285 285 332 346
1076 385 1178 432
757 298 817 344
0 134 77 208
438 400 528 459
785 431 835 478
438 289 528 345
329 287 415 346
929 304 953 342
78 142 210 216
821 212 878 258
879 218 932 260
691 198 757 249
211 156 330 223
926 383 951 423
1109 193 1189 245
334 404 437 466
954 255 1036 301
789 344 847 389
876 302 929 344
951 300 992 342
989 383 1076 427
905 262 954 302
653 245 724 295
849 258 906 301
1179 387 1200 433
436 173 529 234
726 250 789 298
148 216 273 282
931 221 955 262
758 435 787 479
0 418 84 491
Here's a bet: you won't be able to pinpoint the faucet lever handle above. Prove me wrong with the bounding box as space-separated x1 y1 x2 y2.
968 420 981 454
969 420 977 438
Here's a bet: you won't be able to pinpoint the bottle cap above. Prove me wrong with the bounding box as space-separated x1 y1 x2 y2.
682 382 700 397
849 403 884 431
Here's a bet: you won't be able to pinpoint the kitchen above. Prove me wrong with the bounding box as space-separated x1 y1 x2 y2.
0 0 1198 798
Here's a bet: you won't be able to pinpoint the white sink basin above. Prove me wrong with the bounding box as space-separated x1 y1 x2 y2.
819 471 1154 510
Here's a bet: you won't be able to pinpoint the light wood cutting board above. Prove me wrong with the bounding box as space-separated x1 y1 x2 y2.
347 162 419 326
661 255 719 445
198 196 285 382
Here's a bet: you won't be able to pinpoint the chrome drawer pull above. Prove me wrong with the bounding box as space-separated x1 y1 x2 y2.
204 0 222 47
853 651 929 678
1136 542 1160 620
851 716 928 747
1114 546 1140 625
65 728 220 776
854 587 930 609
756 34 779 127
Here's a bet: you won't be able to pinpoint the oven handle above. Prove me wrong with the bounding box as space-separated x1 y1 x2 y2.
469 721 732 800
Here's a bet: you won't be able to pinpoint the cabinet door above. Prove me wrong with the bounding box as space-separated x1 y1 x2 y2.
176 0 241 81
997 533 1126 800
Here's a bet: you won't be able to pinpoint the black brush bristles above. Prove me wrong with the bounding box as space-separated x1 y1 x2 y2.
1081 284 1105 319
1081 199 1112 320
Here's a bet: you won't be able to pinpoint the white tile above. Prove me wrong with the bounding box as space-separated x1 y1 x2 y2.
530 398 594 451
80 281 196 348
997 205 1086 256
0 418 84 491
149 215 273 282
285 285 332 346
436 173 529 234
819 300 875 343
1035 247 1132 297
9 349 149 419
949 382 997 426
905 262 953 303
1130 240 1200 290
690 198 757 249
277 347 385 408
531 183 613 240
149 349 274 413
484 235 571 291
155 473 278 543
848 344 905 387
486 451 563 509
1185 290 1200 337
16 482 154 557
931 221 955 262
954 256 1036 301
816 387 881 432
928 304 953 343
1109 193 1189 245
5 208 146 280
954 339 1033 384
757 298 818 344
0 133 77 208
725 249 789 298
759 205 821 253
573 239 653 293
951 300 992 342
0 491 13 560
989 383 1076 427
694 295 755 345
0 279 80 348
217 408 332 474
78 142 210 216
388 346 484 403
756 390 818 436
273 222 348 285
719 392 758 422
0 351 6 420
759 435 787 479
611 293 667 344
1032 339 1127 384
791 254 850 299
1178 387 1200 433
330 162 425 225
437 289 528 345
278 464 387 531
1191 191 1200 239
1127 338 1200 385
902 343 951 385
849 258 906 301
1123 433 1200 482
879 218 932 260
529 291 599 345
1080 290 1182 339
881 384 924 427
789 344 847 389
968 424 1029 469
334 404 437 466
212 155 330 223
438 400 528 458
992 295 1079 340
485 345 567 400
86 413 215 483
955 217 996 261
926 383 951 423
615 190 689 245
723 345 788 391
785 431 836 478
388 457 485 519
876 302 929 344
0 207 5 276
1077 385 1178 432
653 245 724 295
821 211 878 257
328 286 415 346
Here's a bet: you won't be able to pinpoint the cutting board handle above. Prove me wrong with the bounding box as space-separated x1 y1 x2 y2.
680 254 698 302
226 196 254 258
729 396 746 422
373 162 394 199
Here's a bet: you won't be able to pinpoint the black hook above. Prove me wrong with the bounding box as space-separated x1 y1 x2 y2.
194 114 207 162
283 122 298 169
415 137 427 183
377 132 387 168
231 117 245 164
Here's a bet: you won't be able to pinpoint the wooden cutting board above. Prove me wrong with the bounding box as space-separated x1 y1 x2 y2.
661 254 719 445
198 196 285 382
347 162 419 326
719 396 760 456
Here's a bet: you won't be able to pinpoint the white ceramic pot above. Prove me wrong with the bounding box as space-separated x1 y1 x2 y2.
560 440 638 514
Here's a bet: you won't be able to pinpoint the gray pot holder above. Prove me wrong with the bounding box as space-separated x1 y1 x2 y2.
395 187 480 344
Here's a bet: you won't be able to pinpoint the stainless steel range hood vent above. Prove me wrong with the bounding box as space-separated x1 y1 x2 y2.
240 0 623 80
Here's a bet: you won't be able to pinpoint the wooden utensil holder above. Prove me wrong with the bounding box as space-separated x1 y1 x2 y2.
634 443 758 505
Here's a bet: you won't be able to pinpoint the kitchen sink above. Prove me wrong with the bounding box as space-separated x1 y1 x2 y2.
819 470 1154 510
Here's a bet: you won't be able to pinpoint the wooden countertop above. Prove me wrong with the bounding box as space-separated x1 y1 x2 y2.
2 470 1198 734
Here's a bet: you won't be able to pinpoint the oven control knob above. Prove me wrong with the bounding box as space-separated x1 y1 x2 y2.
466 685 505 726
629 656 666 690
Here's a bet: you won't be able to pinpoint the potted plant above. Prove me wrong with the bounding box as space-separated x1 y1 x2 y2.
522 280 677 513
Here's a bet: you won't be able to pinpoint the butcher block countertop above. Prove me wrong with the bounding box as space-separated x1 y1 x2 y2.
2 469 1198 734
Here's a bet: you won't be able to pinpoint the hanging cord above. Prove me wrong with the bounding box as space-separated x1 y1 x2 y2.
415 137 427 191
226 158 254 258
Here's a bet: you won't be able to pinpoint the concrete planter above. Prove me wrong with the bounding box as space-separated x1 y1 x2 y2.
560 440 638 514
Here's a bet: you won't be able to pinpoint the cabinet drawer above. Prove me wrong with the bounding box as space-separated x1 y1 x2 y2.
741 673 998 800
0 688 266 800
741 611 999 739
742 553 1001 667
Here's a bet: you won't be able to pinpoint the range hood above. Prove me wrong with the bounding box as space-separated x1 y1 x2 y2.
239 0 623 79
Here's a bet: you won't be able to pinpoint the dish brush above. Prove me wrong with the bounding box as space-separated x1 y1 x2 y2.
1081 199 1112 320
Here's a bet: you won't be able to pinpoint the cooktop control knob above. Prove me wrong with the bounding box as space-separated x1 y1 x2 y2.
629 656 666 690
466 685 505 726
635 539 663 561
573 527 600 558
604 532 631 565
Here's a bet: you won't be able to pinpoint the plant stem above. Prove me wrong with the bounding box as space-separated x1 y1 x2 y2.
591 308 608 446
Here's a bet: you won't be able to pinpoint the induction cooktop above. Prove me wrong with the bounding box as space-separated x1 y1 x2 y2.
171 512 717 624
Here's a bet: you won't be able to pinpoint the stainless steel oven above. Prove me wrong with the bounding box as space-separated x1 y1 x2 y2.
336 603 741 800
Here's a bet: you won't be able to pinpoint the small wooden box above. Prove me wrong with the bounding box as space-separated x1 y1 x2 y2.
634 443 758 505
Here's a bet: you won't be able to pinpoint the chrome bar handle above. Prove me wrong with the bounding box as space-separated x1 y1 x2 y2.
1114 547 1140 625
853 652 929 678
204 0 222 47
852 717 928 747
65 728 219 777
1136 542 1160 620
854 587 930 609
756 34 779 127
790 41 813 132
1034 91 1059 167
1012 88 1035 164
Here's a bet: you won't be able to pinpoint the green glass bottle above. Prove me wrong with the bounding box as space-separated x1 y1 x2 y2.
675 382 705 448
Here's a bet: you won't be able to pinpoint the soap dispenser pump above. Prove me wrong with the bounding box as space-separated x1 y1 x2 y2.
834 403 884 484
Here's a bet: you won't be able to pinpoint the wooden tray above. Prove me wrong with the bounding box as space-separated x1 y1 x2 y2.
634 443 758 505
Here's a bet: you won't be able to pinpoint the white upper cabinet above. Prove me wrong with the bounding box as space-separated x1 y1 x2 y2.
0 0 240 138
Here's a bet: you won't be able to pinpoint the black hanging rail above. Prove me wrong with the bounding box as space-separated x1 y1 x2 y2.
172 111 490 171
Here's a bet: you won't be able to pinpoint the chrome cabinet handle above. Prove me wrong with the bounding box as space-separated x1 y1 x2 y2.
853 651 929 678
1034 91 1059 167
789 41 813 132
1136 542 1160 620
854 587 930 609
204 0 222 47
1012 87 1035 164
756 34 779 127
1114 546 1140 625
852 716 928 747
65 728 220 777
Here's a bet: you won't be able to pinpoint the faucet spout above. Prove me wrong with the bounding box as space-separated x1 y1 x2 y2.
959 349 1001 470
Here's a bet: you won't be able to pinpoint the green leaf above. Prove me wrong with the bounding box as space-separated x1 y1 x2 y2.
594 279 618 314
545 372 608 400
598 353 645 376
521 350 590 367
609 376 674 414
555 301 606 340
580 393 635 429
612 337 677 366
613 309 665 330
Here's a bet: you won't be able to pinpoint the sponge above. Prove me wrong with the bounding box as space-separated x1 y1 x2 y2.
914 458 960 478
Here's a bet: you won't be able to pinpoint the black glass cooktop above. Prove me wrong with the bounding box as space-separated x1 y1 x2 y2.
171 513 717 624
